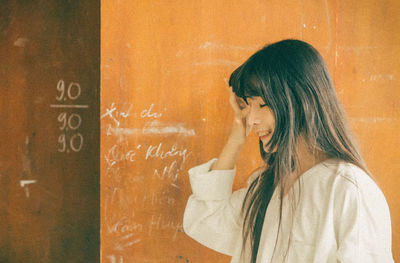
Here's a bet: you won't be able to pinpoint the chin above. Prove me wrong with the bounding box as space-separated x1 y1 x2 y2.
259 140 277 159
263 144 277 153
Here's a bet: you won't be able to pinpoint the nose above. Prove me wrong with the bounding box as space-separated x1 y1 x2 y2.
246 106 260 127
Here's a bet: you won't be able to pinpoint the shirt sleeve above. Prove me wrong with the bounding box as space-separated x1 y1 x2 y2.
334 167 394 263
183 158 248 256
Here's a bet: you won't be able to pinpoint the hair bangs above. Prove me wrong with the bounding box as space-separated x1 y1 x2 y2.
229 60 264 102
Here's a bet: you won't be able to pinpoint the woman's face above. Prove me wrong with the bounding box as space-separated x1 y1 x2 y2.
238 96 276 152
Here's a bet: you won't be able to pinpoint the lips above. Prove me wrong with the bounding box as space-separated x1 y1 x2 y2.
260 134 270 141
258 130 272 141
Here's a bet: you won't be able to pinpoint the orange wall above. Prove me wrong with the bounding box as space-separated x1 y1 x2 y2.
101 1 400 262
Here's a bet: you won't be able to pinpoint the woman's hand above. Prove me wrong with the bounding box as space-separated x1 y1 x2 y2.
229 91 250 145
211 90 250 171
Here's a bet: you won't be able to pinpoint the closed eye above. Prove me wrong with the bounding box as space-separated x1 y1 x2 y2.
260 104 269 108
236 98 248 110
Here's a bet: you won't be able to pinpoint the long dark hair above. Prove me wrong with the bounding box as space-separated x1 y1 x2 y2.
229 39 369 262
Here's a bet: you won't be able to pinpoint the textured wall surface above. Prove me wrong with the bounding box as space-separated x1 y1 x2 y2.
0 1 100 262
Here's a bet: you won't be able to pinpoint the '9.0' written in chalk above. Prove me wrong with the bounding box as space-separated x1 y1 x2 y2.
50 79 89 153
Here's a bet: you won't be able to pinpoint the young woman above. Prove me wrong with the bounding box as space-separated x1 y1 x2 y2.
183 40 394 262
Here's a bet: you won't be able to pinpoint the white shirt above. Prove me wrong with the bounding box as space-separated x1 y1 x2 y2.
183 158 394 262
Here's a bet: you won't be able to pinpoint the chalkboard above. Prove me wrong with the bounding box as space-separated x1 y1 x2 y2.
0 1 99 262
101 1 400 262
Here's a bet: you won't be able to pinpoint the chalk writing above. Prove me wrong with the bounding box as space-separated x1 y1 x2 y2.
140 190 176 207
145 143 191 165
114 233 141 251
107 255 124 263
140 103 163 119
107 122 195 137
108 217 144 234
57 133 84 153
20 179 37 187
142 120 195 136
102 101 192 258
52 79 87 153
21 136 35 198
102 102 163 124
153 161 181 189
105 144 140 167
50 104 88 109
107 213 184 241
20 179 37 198
148 213 183 241
350 117 394 124
56 80 81 101
369 74 395 81
101 103 123 128
104 141 190 182
102 103 195 138
57 112 82 130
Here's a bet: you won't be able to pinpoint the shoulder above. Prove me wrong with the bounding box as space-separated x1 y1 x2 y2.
332 160 390 218
301 159 390 218
327 160 386 205
324 161 393 258
315 160 391 236
334 160 375 188
304 159 380 194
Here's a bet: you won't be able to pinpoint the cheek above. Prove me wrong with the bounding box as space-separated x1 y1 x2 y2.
262 112 275 128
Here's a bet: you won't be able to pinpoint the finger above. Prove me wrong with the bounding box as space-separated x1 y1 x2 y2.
229 91 241 112
245 122 253 137
230 91 248 111
240 107 252 136
240 105 250 118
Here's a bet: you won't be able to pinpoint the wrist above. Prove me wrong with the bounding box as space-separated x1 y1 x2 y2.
212 133 244 171
229 122 246 145
228 131 246 148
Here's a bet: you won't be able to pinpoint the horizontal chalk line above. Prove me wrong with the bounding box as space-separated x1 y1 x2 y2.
50 104 89 108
